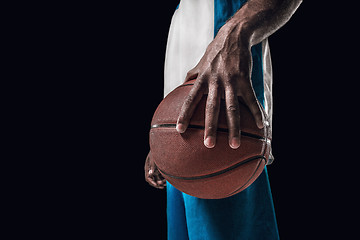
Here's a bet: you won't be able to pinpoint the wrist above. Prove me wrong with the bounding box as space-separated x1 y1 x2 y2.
217 20 251 48
220 2 276 46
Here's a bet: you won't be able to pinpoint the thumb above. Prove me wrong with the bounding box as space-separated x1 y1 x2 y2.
184 69 198 83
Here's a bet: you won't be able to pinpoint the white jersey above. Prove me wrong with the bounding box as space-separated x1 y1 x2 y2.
164 0 273 132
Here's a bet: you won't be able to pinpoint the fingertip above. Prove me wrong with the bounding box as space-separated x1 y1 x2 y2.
176 123 186 133
256 119 269 129
229 137 240 149
256 121 264 129
147 177 157 187
204 136 216 148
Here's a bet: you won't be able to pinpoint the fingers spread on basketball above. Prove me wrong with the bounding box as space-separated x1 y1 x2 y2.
237 48 264 129
224 86 241 149
176 80 204 133
241 85 264 129
149 81 270 198
204 81 221 148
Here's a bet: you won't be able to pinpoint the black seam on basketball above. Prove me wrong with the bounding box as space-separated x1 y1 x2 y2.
151 123 265 140
158 155 266 180
175 83 195 89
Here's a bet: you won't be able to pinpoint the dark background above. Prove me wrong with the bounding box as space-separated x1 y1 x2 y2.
5 1 358 239
126 1 326 239
36 1 355 239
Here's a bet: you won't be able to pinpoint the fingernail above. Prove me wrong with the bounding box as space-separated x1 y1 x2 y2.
230 137 240 149
176 123 185 133
204 136 215 148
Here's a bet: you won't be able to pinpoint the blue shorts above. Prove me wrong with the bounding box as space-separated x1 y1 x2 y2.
167 167 279 240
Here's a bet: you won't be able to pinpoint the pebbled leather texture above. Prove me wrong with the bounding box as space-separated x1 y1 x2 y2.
150 80 271 199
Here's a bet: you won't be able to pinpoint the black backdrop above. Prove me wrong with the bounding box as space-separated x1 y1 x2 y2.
128 2 317 239
61 1 355 239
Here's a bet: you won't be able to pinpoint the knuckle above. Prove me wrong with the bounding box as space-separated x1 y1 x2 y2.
223 78 235 87
227 105 238 112
228 129 240 138
185 95 194 105
239 70 250 79
229 126 241 134
210 78 221 88
226 72 240 83
206 102 216 111
206 126 217 135
179 98 194 118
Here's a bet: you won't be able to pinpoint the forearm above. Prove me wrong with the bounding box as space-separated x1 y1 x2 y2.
220 0 302 46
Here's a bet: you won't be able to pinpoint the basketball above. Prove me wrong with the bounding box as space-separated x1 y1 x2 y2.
149 80 271 199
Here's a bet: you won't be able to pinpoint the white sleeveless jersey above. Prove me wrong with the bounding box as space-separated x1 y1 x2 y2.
164 0 273 131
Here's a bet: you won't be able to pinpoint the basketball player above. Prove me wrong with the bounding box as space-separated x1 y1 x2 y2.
145 0 302 239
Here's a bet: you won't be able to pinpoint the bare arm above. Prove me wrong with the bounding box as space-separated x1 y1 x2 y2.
176 0 302 149
226 0 302 45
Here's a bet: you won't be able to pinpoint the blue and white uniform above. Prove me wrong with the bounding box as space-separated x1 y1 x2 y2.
164 1 279 239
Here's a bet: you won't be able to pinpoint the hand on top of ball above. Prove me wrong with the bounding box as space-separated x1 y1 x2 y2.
176 24 265 149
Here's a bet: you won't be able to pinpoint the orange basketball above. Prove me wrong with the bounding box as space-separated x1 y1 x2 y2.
149 80 271 199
